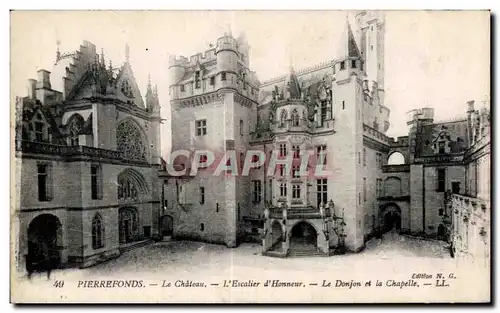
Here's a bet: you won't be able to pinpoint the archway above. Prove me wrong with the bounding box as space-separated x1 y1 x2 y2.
381 203 402 233
119 207 139 244
290 221 318 249
387 152 405 165
162 215 173 237
26 214 62 273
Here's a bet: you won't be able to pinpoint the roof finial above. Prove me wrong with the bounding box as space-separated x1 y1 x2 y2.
125 43 130 63
56 40 61 62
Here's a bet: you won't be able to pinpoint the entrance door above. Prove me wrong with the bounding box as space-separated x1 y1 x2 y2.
119 207 138 244
26 214 62 273
161 215 173 237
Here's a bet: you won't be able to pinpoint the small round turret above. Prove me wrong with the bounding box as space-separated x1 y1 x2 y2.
215 34 238 88
406 108 434 126
168 55 187 87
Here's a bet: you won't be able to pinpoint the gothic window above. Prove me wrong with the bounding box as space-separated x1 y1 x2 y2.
116 120 147 161
221 72 227 81
121 79 134 98
291 109 300 126
92 214 105 249
280 109 287 127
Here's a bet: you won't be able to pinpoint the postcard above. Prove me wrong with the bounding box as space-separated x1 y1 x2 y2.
10 10 491 303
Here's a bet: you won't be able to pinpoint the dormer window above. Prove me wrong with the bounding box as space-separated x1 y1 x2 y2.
351 60 357 68
438 141 445 154
210 76 215 86
34 122 44 142
340 61 346 70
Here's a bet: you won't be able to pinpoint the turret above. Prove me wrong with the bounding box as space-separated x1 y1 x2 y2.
237 32 250 67
355 10 386 105
168 55 188 99
406 108 434 128
215 33 238 89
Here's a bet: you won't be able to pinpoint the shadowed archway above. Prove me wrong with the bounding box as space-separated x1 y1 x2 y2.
381 203 402 233
26 214 62 273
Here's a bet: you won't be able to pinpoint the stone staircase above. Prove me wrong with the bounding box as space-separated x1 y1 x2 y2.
287 244 327 258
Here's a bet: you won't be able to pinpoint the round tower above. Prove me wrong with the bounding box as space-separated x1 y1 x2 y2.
215 33 238 89
168 55 187 99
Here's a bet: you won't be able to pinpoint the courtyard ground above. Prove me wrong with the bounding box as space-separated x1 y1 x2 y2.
13 231 490 303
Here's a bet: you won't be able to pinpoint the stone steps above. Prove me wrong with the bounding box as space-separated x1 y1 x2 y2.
119 239 154 254
288 247 326 258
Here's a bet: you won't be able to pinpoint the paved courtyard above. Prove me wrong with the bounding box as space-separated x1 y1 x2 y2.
23 231 453 280
15 231 491 303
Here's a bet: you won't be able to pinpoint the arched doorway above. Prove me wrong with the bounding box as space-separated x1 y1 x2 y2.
381 203 402 233
119 207 139 244
26 214 62 273
290 221 318 249
270 221 283 250
161 215 173 237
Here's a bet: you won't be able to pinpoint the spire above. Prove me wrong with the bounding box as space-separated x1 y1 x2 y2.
147 73 152 93
335 15 362 60
286 61 301 100
125 43 130 63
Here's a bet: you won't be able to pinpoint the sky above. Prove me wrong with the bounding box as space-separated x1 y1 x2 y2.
10 10 490 156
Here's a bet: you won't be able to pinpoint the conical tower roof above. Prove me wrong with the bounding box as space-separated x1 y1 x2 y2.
335 17 362 60
286 65 301 100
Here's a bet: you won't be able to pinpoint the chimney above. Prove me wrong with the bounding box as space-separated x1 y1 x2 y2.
36 69 52 90
27 79 37 100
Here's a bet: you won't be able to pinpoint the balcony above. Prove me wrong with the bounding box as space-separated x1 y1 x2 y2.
16 140 148 164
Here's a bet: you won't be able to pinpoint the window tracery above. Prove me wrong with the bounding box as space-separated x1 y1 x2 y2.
116 120 147 161
118 176 139 201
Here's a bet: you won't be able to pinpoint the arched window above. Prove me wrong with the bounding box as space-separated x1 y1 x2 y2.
67 114 84 146
291 109 300 126
92 214 105 249
280 109 287 127
117 120 147 161
387 152 405 165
